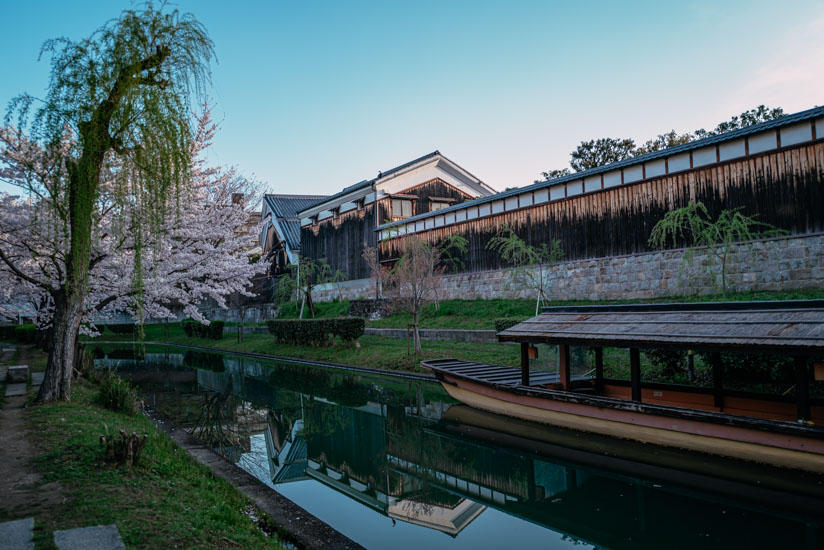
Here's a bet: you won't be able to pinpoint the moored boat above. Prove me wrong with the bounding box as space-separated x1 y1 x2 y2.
423 300 824 472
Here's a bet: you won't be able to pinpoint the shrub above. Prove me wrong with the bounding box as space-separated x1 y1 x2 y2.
209 320 224 340
0 325 17 341
697 351 795 387
643 349 688 379
14 324 37 343
265 318 365 347
104 324 136 335
95 370 140 415
494 318 527 332
182 319 195 337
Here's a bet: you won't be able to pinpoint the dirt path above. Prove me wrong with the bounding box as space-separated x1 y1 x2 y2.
0 345 64 522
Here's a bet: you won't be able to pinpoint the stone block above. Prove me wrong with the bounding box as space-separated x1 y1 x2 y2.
7 365 28 383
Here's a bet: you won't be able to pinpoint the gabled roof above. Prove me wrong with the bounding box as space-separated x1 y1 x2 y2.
300 151 443 213
377 104 824 232
263 194 328 252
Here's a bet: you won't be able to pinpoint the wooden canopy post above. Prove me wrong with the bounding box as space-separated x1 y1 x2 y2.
594 347 604 393
630 348 641 402
796 357 811 421
520 342 530 386
559 344 571 390
711 352 724 409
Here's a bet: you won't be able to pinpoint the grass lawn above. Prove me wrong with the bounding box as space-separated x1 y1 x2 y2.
84 324 521 372
276 288 824 330
27 381 287 549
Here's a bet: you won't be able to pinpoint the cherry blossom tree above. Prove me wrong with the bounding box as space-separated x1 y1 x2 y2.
0 109 264 381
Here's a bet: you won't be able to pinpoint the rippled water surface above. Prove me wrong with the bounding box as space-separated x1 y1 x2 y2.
93 345 824 550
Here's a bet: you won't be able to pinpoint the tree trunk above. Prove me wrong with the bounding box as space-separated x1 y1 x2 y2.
238 307 244 343
412 310 422 356
37 294 83 402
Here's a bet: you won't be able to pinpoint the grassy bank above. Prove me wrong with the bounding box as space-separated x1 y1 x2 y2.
84 324 520 372
276 289 824 330
27 381 287 549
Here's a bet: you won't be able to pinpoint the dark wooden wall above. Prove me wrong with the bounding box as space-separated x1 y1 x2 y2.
380 142 824 273
300 203 378 280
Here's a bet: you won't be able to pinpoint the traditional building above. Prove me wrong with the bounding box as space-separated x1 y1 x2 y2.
260 194 328 276
296 151 496 280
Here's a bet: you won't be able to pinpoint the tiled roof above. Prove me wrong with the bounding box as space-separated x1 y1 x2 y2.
264 194 328 220
300 151 442 213
279 220 302 251
377 105 824 231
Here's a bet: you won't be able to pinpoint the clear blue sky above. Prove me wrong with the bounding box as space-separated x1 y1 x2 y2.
1 0 822 196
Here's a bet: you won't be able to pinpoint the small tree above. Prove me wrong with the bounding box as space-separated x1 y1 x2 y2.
275 258 344 319
384 238 444 355
648 201 787 294
487 224 564 315
361 243 383 301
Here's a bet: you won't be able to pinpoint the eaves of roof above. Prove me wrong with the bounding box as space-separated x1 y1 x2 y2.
376 105 824 231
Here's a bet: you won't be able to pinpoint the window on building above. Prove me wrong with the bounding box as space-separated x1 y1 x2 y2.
391 199 413 219
430 201 450 212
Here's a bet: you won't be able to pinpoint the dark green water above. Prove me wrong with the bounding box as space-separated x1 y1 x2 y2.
93 345 824 550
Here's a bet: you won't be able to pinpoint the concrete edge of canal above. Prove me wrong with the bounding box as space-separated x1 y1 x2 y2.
146 409 366 550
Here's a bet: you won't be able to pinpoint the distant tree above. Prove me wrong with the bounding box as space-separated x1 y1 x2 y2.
486 224 564 315
634 130 693 156
569 138 636 172
694 105 784 138
542 105 784 176
648 201 787 294
536 168 571 183
384 238 444 355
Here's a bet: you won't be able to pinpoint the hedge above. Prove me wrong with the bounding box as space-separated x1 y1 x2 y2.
14 324 37 343
104 324 136 335
182 319 224 340
266 318 365 347
494 318 528 333
0 325 16 341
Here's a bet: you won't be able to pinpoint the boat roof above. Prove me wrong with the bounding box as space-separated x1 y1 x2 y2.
497 300 824 355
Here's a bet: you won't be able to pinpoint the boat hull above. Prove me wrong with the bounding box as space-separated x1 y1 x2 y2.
440 375 824 473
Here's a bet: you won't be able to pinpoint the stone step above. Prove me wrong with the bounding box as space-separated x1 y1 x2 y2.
54 524 126 550
6 365 29 384
5 383 27 397
0 517 34 550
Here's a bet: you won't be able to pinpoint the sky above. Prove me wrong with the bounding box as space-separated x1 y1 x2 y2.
1 0 822 197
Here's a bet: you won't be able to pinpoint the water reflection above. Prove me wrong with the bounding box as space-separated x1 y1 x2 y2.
96 346 824 550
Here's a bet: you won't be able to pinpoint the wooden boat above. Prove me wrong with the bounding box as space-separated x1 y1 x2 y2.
423 300 824 473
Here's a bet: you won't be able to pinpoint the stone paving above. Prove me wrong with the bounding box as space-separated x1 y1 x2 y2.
53 524 126 550
0 517 34 550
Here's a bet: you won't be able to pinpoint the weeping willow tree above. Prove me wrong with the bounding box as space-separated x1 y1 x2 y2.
5 4 214 401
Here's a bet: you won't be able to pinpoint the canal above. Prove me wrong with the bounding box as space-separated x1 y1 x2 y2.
91 344 824 550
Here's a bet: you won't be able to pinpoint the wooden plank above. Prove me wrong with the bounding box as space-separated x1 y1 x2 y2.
797 357 811 421
711 352 724 409
630 348 641 402
521 342 530 386
559 344 571 390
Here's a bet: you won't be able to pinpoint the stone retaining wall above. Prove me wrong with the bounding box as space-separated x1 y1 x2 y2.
313 234 824 302
363 328 499 343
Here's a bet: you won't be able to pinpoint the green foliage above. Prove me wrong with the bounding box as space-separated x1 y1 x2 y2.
266 318 365 347
274 258 347 318
487 224 564 315
14 324 37 343
570 137 636 171
494 317 528 332
648 201 788 293
438 235 469 273
694 105 784 138
181 319 223 339
643 349 687 378
95 370 139 415
104 324 136 335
